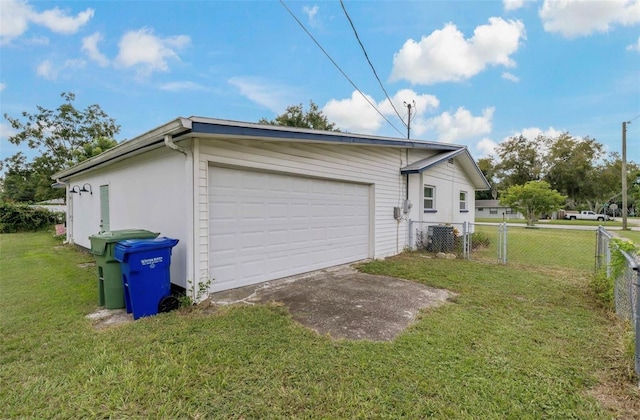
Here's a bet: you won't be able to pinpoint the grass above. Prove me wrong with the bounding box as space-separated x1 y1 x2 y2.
1 230 638 418
617 230 640 247
476 218 622 227
473 225 599 270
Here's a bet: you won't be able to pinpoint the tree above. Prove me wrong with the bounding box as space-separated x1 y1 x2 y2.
1 93 120 202
476 157 497 200
500 181 566 226
259 101 340 131
543 133 603 206
494 135 544 188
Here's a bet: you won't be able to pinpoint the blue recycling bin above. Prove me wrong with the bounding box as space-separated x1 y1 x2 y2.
114 237 179 320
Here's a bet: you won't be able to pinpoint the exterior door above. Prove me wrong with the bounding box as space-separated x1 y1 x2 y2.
100 185 110 232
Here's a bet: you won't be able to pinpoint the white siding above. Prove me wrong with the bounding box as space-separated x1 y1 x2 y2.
66 148 190 288
409 155 475 223
197 138 412 277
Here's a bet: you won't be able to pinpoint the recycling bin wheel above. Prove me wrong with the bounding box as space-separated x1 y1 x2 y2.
158 295 179 313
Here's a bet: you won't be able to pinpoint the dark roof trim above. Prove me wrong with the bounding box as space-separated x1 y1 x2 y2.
400 149 464 174
190 119 459 151
52 116 471 181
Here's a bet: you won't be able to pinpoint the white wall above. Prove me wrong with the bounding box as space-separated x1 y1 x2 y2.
197 138 418 275
403 155 478 226
66 148 190 288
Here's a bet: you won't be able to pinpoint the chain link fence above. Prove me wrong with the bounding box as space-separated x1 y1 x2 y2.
408 220 640 377
595 227 640 376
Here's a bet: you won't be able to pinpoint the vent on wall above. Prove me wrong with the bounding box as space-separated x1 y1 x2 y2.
448 158 454 164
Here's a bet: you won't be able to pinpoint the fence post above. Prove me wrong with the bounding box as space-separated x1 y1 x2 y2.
497 222 508 264
635 266 640 382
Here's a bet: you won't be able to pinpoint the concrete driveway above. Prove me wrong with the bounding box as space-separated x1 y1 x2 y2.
210 264 454 341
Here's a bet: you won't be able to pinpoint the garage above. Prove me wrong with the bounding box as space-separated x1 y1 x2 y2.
208 166 371 292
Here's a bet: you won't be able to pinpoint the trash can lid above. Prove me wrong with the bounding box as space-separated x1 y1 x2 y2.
89 229 159 255
114 237 180 261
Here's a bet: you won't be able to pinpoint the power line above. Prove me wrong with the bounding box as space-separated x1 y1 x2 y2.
628 113 640 123
279 0 405 137
339 0 407 128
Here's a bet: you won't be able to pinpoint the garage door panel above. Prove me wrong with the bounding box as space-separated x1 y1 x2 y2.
209 167 370 292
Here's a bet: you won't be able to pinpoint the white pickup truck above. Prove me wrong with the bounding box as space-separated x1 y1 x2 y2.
564 210 609 221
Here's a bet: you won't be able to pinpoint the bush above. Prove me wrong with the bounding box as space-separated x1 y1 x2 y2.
589 270 614 310
470 231 491 249
0 202 65 233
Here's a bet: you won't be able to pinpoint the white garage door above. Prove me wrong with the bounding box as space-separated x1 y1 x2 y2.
209 166 370 292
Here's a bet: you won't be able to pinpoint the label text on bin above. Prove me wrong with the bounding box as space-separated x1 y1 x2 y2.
140 256 163 268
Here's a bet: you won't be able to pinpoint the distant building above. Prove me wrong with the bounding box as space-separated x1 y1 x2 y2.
475 200 523 220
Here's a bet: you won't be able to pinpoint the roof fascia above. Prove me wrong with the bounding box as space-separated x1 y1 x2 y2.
52 118 192 181
189 117 459 151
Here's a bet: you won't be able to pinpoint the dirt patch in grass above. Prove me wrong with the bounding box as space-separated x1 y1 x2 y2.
86 308 133 330
587 381 640 419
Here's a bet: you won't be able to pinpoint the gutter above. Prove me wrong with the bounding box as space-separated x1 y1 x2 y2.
52 117 192 181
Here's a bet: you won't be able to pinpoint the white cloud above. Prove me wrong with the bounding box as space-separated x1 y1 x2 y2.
539 0 640 38
390 17 525 85
24 36 49 46
82 32 109 67
160 81 207 92
0 122 18 141
0 0 93 44
36 59 55 79
29 6 93 34
378 89 440 120
303 5 320 28
321 89 440 135
476 137 499 157
36 58 86 81
0 82 6 92
115 28 190 76
502 72 520 82
503 0 525 11
229 76 299 114
323 91 385 134
516 126 564 141
627 36 640 51
423 107 495 143
0 0 32 44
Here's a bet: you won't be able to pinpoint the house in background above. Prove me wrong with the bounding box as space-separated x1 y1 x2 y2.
53 117 489 299
475 199 524 220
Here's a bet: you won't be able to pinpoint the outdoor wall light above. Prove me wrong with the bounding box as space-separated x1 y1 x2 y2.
80 183 92 195
70 185 81 195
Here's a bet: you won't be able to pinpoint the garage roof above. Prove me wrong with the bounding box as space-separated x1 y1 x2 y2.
52 116 489 190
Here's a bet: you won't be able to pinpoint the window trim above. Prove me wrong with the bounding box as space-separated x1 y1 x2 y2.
423 184 436 212
459 190 468 212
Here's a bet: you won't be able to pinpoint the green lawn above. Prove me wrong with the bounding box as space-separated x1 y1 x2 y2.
476 218 622 227
1 231 637 418
473 225 599 269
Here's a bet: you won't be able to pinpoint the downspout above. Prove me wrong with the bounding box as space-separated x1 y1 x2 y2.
164 134 197 303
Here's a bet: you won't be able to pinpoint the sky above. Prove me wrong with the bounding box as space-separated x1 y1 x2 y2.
1 0 639 166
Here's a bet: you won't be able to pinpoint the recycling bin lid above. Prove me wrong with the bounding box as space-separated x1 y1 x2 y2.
114 237 180 261
89 229 159 256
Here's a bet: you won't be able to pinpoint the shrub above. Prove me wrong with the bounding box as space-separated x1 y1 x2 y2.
0 202 65 233
589 270 614 310
470 231 491 249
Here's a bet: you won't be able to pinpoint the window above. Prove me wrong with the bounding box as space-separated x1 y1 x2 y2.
423 185 435 212
490 209 498 215
459 191 468 211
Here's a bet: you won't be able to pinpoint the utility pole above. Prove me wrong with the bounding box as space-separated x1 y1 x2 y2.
622 121 630 230
403 100 415 139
